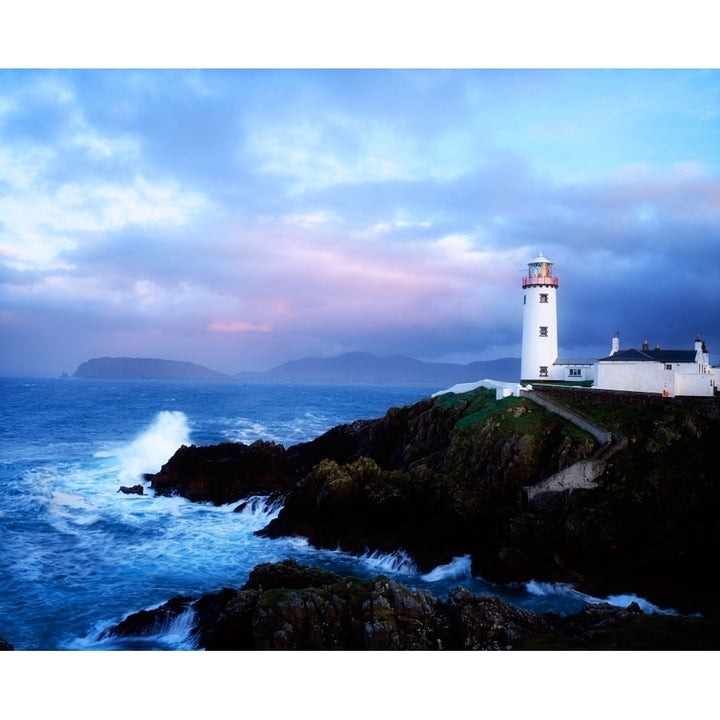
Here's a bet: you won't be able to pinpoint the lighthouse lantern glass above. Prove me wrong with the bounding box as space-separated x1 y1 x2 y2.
529 260 553 278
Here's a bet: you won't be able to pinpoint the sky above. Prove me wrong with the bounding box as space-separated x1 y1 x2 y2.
1 66 719 376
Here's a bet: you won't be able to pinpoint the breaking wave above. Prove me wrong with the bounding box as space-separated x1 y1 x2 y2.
420 554 473 583
106 411 191 485
525 580 679 615
360 549 418 575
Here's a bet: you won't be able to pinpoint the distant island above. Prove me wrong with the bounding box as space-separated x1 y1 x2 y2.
72 353 521 386
72 357 233 381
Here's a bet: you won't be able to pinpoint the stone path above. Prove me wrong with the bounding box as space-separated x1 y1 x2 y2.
520 388 627 502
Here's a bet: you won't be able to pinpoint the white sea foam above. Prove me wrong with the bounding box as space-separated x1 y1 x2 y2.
525 580 679 615
525 579 590 601
360 549 418 575
420 554 473 582
43 489 103 530
68 605 199 651
602 593 678 615
130 605 199 650
221 418 271 444
284 536 311 550
51 491 95 510
233 495 284 521
115 411 191 484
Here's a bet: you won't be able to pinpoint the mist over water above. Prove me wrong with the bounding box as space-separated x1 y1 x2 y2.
0 378 676 650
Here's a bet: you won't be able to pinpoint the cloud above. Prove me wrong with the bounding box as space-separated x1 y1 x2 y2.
207 321 272 333
1 70 719 376
0 174 210 272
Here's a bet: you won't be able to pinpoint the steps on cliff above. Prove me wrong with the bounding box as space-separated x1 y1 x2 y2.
521 388 627 501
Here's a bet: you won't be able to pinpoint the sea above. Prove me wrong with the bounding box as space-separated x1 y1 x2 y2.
0 377 674 651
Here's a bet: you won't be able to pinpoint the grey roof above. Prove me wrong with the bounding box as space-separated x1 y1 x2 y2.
598 348 697 364
553 358 597 366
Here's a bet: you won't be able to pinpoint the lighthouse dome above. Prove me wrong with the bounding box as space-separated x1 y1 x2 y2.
531 252 551 264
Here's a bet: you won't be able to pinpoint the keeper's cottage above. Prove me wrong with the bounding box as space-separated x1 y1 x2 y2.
520 253 719 397
595 333 717 397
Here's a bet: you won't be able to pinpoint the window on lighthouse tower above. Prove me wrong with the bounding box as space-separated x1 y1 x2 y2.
539 294 548 303
539 326 548 337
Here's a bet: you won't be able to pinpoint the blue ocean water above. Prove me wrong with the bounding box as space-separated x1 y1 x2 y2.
0 377 671 650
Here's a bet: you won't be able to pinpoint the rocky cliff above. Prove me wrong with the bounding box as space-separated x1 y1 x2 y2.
148 440 295 505
100 560 720 650
144 386 720 617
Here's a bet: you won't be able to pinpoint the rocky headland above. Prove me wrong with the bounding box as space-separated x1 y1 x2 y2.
138 385 720 647
99 559 720 650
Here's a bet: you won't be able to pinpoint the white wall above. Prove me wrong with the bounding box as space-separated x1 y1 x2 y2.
552 364 596 382
675 372 717 397
521 284 558 381
595 361 674 395
596 361 717 396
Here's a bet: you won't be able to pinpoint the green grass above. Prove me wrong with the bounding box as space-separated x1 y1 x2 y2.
437 386 594 443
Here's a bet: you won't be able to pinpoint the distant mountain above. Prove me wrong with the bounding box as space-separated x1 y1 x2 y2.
234 352 521 386
72 357 232 381
72 353 522 386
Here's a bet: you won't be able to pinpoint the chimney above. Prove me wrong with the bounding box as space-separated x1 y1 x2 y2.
642 339 649 351
611 332 620 355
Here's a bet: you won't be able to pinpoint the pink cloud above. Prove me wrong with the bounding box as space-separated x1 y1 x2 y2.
207 320 272 333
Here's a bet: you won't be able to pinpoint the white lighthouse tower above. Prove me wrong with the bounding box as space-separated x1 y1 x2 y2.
521 252 559 382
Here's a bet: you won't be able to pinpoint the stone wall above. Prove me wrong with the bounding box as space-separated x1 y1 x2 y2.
529 384 720 420
520 389 613 444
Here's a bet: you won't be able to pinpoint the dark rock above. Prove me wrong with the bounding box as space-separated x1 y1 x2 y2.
191 587 248 650
241 558 342 591
285 398 464 476
118 484 144 495
261 390 597 576
249 575 441 650
444 587 555 650
520 602 720 650
140 386 720 616
146 440 296 505
100 561 720 650
0 634 14 650
100 595 195 639
262 389 720 616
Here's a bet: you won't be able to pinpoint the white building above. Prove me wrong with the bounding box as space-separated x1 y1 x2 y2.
520 253 595 383
521 253 559 382
552 357 597 383
517 253 715 396
595 334 719 397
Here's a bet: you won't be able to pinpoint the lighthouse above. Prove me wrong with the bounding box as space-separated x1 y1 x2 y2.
521 252 559 382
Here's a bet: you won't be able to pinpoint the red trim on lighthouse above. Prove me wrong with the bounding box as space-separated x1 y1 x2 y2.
522 276 559 288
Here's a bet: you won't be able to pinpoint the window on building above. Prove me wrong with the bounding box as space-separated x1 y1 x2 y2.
539 294 548 303
665 364 672 370
523 295 526 305
539 326 548 337
569 368 582 377
539 366 548 377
